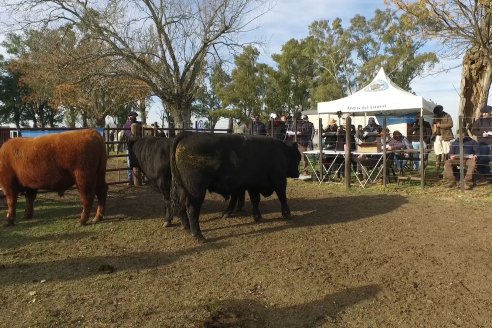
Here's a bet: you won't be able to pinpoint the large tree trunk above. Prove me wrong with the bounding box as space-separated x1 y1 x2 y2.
139 98 147 125
165 99 193 130
459 46 492 123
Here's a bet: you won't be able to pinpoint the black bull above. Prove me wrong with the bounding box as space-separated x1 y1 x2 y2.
128 137 175 226
128 136 247 227
171 133 301 240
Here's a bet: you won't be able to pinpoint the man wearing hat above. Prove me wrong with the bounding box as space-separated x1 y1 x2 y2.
432 105 454 177
471 104 492 179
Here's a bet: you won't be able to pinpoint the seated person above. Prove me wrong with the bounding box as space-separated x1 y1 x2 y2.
322 118 338 149
444 128 479 189
362 117 383 142
386 130 413 174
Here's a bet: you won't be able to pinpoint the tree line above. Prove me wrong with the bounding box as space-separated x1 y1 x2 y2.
0 0 489 129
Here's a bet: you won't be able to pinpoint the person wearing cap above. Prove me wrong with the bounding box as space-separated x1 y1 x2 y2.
471 104 492 179
444 126 479 190
432 105 454 177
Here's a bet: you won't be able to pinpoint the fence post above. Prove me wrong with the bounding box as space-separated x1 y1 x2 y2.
130 123 142 186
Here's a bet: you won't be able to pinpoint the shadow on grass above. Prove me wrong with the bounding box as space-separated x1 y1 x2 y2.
204 194 408 240
0 197 82 227
0 230 95 250
197 284 381 327
0 241 230 285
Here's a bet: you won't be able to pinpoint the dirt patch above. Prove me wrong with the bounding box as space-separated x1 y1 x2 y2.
1 180 492 327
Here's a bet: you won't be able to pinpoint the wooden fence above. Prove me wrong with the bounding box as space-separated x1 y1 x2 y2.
0 125 232 192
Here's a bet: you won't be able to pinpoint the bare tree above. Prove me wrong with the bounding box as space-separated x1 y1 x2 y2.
0 0 268 128
386 0 492 120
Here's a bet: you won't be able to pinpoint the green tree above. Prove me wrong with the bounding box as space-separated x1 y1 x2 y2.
305 9 437 103
219 46 268 122
386 0 492 120
271 39 315 113
192 65 230 131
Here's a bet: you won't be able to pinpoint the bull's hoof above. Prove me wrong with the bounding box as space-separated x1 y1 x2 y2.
163 220 172 227
221 211 232 219
193 234 207 243
253 215 262 222
24 214 33 220
282 212 292 220
92 216 103 223
4 220 15 227
78 220 88 227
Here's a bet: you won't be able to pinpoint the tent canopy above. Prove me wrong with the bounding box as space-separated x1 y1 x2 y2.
317 68 436 117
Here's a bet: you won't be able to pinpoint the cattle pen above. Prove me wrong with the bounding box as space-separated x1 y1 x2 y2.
0 125 232 196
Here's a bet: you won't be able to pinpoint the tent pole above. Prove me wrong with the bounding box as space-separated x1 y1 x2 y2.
382 117 387 187
419 109 425 189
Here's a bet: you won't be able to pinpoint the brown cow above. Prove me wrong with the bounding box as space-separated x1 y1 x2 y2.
0 129 108 226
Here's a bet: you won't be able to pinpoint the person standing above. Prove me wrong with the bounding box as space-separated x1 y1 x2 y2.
302 115 315 150
296 114 314 175
362 117 382 142
251 115 267 136
471 105 492 180
337 114 356 151
322 118 338 149
432 105 454 178
410 112 432 170
123 111 142 185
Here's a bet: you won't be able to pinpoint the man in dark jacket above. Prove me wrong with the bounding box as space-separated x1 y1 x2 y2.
297 114 314 175
432 105 454 176
471 105 492 180
362 117 382 142
444 127 479 189
251 115 267 136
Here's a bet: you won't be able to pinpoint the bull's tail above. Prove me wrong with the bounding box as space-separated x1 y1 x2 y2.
170 132 190 216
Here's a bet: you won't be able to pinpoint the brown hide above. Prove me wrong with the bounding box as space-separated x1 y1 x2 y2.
0 129 108 225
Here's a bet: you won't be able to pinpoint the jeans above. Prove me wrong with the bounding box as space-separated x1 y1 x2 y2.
477 144 492 177
411 141 427 170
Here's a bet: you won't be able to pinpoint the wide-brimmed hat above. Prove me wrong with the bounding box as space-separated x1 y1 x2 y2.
329 118 337 124
128 111 138 117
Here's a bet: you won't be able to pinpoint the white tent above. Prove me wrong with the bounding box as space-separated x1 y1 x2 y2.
317 67 436 117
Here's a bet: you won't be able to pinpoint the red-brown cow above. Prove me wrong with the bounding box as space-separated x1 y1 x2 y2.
0 129 108 226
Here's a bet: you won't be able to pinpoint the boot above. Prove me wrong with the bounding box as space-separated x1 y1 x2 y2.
435 154 443 179
435 154 442 170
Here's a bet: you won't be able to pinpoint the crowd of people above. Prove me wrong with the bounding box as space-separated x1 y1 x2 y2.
118 103 492 189
313 103 492 189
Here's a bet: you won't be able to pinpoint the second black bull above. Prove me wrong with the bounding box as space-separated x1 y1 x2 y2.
171 133 301 240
